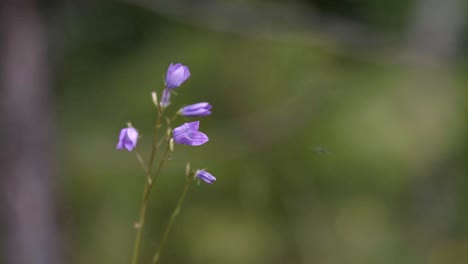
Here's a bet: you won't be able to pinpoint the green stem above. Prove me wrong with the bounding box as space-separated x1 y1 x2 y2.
152 176 193 264
131 182 151 264
131 144 171 264
147 108 164 174
135 151 151 184
131 108 168 264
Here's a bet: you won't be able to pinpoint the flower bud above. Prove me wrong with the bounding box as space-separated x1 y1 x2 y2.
151 91 159 108
178 102 212 117
160 88 171 108
195 169 216 184
169 138 174 152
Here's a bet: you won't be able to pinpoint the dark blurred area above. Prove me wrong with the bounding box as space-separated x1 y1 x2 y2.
1 0 467 263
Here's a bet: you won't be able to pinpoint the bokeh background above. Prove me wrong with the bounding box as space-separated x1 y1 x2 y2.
1 0 468 264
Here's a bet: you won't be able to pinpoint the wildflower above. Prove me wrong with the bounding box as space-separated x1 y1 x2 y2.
165 63 190 89
116 127 138 151
195 169 216 184
160 63 190 107
178 102 212 117
173 121 208 146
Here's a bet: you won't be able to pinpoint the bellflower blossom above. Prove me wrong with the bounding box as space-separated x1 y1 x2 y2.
116 127 138 151
178 102 212 117
165 63 190 89
195 169 216 184
173 121 208 146
160 63 190 107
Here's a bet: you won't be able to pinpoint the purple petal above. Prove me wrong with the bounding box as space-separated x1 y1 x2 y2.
190 111 211 117
181 109 211 117
174 136 192 145
186 131 209 146
124 142 135 151
119 128 127 141
173 132 189 145
160 88 171 107
173 123 190 138
126 127 138 144
173 130 208 146
116 127 139 151
116 141 124 149
172 121 208 146
165 63 190 89
187 121 200 131
179 102 212 117
196 170 216 184
183 102 210 111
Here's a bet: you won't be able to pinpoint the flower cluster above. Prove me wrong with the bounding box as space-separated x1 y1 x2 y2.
116 62 216 184
115 62 218 264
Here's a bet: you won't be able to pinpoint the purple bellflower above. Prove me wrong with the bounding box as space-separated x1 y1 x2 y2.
116 127 138 151
160 63 190 107
173 121 208 146
179 102 212 117
165 63 190 89
195 169 216 184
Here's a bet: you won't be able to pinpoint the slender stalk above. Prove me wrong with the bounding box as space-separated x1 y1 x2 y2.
152 176 193 264
150 151 169 191
135 151 151 184
131 108 169 264
156 134 167 149
131 183 151 264
131 148 153 264
132 103 175 264
131 142 172 264
147 108 164 174
169 113 179 123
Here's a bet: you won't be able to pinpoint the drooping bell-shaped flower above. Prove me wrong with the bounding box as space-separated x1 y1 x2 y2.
116 127 138 151
178 102 212 117
195 169 216 184
172 121 208 146
165 63 190 89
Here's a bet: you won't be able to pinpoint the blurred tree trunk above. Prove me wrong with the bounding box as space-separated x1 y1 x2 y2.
404 0 463 261
0 1 62 264
405 0 464 64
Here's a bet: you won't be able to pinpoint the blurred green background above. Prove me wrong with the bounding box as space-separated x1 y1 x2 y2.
50 1 468 263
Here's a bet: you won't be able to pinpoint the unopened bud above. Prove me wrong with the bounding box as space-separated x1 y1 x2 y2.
169 138 174 152
151 91 159 108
